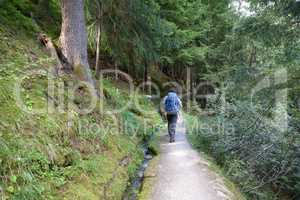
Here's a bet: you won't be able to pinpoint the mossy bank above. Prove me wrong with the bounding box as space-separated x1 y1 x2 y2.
0 1 162 199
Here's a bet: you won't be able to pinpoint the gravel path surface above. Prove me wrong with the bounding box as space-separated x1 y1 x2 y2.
150 118 233 200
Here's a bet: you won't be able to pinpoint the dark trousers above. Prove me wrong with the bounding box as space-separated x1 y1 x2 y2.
167 114 178 139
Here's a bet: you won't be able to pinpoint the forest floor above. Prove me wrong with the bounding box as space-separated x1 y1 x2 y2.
147 116 239 200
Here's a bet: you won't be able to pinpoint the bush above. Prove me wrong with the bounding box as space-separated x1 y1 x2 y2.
187 99 300 199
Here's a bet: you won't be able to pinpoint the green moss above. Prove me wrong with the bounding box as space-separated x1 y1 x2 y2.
147 134 160 156
138 156 160 200
0 0 61 37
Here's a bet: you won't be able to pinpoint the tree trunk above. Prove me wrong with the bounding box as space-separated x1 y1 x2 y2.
95 22 101 78
60 0 93 84
95 2 102 78
143 58 148 92
249 45 256 67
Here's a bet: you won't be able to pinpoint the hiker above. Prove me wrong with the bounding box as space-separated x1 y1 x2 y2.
160 89 182 143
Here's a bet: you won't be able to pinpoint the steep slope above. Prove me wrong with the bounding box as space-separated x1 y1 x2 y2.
0 1 162 199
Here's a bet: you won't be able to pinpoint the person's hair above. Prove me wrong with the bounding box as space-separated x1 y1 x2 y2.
168 88 177 93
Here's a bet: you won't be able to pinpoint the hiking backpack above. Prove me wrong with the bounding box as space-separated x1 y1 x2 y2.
164 92 180 114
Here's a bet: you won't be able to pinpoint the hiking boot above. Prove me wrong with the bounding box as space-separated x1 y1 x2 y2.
170 135 175 143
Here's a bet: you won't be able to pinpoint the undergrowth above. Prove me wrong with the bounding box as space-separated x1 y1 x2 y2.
185 112 297 200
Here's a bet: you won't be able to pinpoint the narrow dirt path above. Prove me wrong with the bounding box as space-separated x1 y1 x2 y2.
150 117 233 200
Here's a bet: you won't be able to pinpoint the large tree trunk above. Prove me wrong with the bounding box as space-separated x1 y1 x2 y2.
60 0 93 84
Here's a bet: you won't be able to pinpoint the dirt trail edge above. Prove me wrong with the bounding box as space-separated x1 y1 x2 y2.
150 117 234 200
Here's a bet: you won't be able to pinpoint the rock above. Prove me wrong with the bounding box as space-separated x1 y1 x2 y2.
138 171 144 178
216 191 228 199
142 162 148 168
145 154 153 160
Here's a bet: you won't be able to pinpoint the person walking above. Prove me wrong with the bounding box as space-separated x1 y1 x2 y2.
160 89 182 143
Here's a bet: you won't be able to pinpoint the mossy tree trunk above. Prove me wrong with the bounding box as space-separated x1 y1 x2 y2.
59 0 94 84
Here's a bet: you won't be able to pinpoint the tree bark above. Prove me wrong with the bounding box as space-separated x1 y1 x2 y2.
95 23 102 78
249 45 256 67
60 0 93 84
95 22 101 78
143 57 148 92
95 2 102 78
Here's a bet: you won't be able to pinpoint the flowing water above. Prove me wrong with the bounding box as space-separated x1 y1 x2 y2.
123 139 155 200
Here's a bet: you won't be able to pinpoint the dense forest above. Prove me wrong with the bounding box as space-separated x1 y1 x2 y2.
1 0 300 199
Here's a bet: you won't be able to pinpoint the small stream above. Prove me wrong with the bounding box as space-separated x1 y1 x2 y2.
122 135 156 200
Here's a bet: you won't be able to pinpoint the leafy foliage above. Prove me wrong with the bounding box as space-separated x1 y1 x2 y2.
187 1 300 199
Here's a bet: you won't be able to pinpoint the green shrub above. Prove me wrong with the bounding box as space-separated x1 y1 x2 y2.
186 99 300 199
